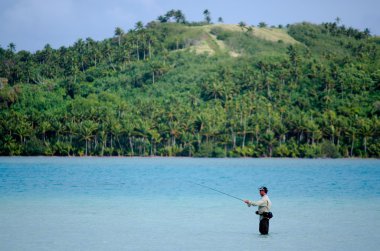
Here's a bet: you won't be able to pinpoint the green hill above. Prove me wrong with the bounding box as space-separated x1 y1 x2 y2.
0 18 379 157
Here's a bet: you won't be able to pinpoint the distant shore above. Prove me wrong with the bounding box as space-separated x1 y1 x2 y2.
0 156 378 160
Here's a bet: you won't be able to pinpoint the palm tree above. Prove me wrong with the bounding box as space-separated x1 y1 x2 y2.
194 113 208 147
263 129 277 157
335 17 341 25
85 37 100 67
80 120 98 156
134 22 144 61
73 39 87 72
275 123 288 145
167 119 180 147
238 21 247 31
181 132 195 157
114 27 124 46
150 59 164 84
40 121 52 143
174 10 186 23
357 118 373 156
291 113 308 144
110 120 123 155
14 120 32 146
203 9 211 24
98 129 107 156
149 129 162 156
145 31 158 59
65 120 79 145
135 21 144 31
322 110 338 143
122 118 136 156
158 15 168 23
345 124 357 157
203 81 224 101
7 43 16 53
227 117 238 149
363 28 371 37
304 119 319 145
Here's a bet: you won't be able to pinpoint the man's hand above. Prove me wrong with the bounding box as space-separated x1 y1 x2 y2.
244 200 251 207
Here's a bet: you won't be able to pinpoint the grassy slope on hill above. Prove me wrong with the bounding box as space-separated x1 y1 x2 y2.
173 23 298 57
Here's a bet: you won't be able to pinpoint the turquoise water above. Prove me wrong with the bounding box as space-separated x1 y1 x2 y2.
0 157 379 251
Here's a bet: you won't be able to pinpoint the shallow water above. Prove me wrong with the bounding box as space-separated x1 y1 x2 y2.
0 157 379 251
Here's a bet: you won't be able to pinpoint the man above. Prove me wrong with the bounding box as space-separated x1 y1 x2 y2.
244 186 272 235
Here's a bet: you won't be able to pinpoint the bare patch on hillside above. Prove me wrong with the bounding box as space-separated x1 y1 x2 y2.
185 24 296 56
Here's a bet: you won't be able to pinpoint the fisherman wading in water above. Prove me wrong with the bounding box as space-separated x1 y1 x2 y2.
244 186 272 235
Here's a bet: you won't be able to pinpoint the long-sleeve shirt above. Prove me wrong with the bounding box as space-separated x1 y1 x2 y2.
247 195 272 220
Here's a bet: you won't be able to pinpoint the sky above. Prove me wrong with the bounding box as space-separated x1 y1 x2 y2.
1 0 379 52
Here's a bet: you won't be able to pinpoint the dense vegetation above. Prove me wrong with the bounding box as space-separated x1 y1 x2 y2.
1 12 379 157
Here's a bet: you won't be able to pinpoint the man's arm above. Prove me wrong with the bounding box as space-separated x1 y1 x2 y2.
244 198 266 207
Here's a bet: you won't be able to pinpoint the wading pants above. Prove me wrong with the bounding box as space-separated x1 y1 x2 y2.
259 218 269 235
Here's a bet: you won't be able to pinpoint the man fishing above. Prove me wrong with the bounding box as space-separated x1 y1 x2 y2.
244 186 272 235
189 182 273 235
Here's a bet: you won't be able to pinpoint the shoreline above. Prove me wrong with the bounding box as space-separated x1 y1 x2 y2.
0 156 378 160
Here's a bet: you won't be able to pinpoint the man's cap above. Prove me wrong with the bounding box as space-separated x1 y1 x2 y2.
258 186 268 193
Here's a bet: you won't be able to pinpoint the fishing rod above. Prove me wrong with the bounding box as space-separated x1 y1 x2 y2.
188 181 244 202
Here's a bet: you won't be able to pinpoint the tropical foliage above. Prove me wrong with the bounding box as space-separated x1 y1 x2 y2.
0 14 379 157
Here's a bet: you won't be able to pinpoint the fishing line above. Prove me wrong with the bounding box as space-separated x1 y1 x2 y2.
188 181 244 202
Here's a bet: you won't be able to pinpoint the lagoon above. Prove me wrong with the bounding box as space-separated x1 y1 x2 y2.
0 157 379 250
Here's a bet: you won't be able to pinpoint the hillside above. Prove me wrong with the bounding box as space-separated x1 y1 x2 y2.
172 24 298 56
0 18 379 157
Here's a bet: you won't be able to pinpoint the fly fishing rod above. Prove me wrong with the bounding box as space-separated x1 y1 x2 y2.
188 181 244 202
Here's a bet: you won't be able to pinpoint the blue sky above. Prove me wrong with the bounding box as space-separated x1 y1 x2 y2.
1 0 379 51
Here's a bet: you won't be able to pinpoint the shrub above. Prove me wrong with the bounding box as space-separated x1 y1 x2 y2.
300 144 321 158
0 135 22 156
368 142 380 157
162 145 182 157
227 150 241 158
54 141 72 156
320 141 340 158
213 147 226 157
210 27 232 41
258 22 267 28
24 137 45 155
274 144 290 157
194 143 214 157
286 139 301 157
233 146 255 157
